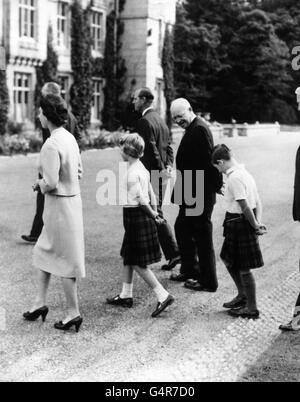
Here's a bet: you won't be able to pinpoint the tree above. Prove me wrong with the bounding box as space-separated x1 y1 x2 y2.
174 0 297 123
174 2 224 111
34 25 58 126
70 0 93 132
213 9 294 123
0 69 9 135
103 0 127 130
162 24 175 128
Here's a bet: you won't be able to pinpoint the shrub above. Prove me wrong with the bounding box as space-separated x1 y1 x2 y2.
0 131 43 156
0 70 9 135
81 128 123 150
0 127 123 156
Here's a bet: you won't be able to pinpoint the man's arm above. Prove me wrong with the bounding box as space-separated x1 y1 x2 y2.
166 138 174 168
192 126 223 192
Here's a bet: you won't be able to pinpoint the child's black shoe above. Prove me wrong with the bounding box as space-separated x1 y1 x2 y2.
223 296 247 310
228 307 260 320
106 295 133 308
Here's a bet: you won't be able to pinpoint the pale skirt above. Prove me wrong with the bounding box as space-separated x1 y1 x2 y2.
33 194 85 279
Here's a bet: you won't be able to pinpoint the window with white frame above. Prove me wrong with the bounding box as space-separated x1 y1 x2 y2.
92 79 103 121
19 0 36 39
91 11 104 52
57 1 69 48
13 73 32 122
59 76 70 102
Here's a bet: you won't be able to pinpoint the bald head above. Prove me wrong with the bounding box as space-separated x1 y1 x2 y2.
171 98 196 129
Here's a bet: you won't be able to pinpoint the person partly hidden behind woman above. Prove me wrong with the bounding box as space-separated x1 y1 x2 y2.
107 134 175 317
23 94 85 333
212 144 267 319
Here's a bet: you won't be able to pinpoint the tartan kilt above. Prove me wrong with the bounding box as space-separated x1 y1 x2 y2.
220 213 264 270
121 207 162 268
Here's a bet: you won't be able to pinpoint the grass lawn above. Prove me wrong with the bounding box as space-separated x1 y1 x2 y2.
0 131 300 382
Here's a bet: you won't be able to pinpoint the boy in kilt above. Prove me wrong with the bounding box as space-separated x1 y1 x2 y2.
107 134 175 318
212 145 267 319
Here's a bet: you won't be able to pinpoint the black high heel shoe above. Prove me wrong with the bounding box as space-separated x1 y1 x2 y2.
23 306 49 322
54 317 83 333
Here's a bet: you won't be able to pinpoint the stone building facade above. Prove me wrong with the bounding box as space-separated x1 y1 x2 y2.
0 0 176 125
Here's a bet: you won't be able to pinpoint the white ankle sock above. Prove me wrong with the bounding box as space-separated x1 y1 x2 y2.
154 285 169 303
120 283 133 299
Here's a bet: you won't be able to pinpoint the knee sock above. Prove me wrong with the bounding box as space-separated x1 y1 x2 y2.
120 283 133 299
153 285 169 303
226 265 245 298
241 272 257 311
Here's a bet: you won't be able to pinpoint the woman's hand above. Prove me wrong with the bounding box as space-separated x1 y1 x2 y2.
255 223 267 236
153 213 166 226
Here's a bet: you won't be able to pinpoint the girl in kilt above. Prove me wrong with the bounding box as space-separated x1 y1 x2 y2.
107 134 175 318
212 145 267 319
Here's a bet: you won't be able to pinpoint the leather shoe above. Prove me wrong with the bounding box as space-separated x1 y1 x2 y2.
106 295 133 308
228 307 260 320
223 296 247 309
279 315 300 331
170 273 188 282
161 256 181 271
279 322 296 331
184 279 217 293
21 235 38 243
152 295 175 318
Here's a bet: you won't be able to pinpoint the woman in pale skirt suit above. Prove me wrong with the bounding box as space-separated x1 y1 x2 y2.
23 94 85 333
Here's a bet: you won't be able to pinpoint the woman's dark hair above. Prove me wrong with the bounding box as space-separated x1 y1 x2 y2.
212 144 232 164
40 94 68 127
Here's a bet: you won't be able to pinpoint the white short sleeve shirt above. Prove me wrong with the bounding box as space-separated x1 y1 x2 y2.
123 160 151 207
225 165 260 214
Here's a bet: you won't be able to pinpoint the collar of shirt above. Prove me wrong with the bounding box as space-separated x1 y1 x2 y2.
142 107 153 117
226 164 245 177
50 127 63 137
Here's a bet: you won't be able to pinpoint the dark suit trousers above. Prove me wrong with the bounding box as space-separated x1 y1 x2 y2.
154 181 180 261
29 176 44 238
175 206 218 290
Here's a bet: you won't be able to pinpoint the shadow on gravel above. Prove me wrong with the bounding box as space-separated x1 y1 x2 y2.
240 332 300 382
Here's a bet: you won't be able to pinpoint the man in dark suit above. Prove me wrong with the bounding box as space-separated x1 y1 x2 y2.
21 82 81 243
133 87 181 271
280 87 300 331
170 98 223 292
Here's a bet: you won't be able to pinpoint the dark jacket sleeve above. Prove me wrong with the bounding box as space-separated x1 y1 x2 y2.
293 147 300 221
192 126 223 193
136 118 163 171
166 140 174 167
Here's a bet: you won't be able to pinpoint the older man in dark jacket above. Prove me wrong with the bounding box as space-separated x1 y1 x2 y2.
279 87 300 332
170 98 223 292
133 87 181 271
